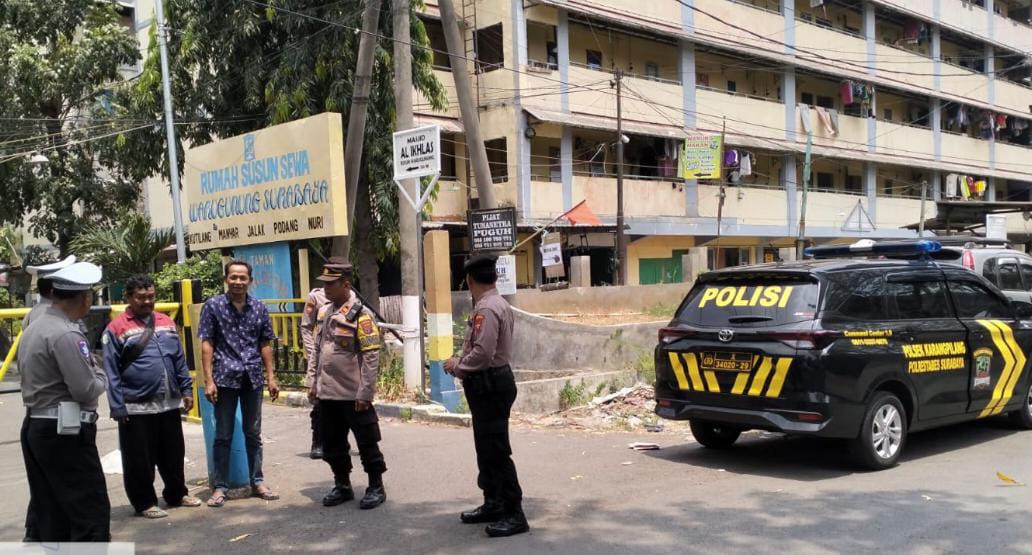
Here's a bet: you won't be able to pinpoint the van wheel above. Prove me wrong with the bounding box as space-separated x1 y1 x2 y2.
849 392 906 470
689 420 741 449
1008 379 1032 429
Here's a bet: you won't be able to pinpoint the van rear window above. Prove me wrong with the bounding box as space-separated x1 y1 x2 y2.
675 278 819 326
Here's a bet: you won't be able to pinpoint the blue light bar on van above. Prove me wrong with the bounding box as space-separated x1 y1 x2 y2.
804 240 942 259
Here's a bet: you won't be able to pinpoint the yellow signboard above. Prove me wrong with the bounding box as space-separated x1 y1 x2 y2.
183 112 347 249
678 133 723 180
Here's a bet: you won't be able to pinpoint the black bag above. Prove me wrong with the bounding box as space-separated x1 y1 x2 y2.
118 315 156 371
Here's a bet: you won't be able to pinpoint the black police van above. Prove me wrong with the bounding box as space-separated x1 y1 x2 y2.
654 240 1032 469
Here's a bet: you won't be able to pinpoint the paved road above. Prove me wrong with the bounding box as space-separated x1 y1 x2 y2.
1 391 1031 554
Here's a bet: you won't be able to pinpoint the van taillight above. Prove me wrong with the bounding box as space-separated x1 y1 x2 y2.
962 249 975 270
762 330 842 349
659 327 695 344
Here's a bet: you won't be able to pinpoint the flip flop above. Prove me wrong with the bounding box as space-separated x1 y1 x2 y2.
178 495 203 507
207 490 227 508
139 506 168 519
253 485 280 501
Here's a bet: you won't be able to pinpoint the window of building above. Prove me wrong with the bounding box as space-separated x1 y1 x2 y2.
485 138 508 182
845 174 862 194
883 178 895 196
441 133 457 179
547 41 558 68
548 147 561 182
727 80 737 93
421 17 451 69
801 92 815 105
817 95 834 109
475 23 504 73
586 49 603 69
645 62 659 80
816 172 835 191
883 108 893 120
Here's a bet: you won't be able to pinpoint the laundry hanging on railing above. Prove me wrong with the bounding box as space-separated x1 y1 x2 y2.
945 173 988 201
798 104 813 134
840 80 874 116
815 106 838 136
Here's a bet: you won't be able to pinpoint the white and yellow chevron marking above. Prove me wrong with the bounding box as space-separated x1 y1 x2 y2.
977 320 1027 417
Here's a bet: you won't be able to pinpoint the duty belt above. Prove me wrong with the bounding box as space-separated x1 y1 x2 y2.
27 407 99 424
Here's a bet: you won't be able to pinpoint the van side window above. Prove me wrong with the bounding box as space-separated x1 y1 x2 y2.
998 258 1022 290
1020 260 1032 291
982 257 996 283
887 281 952 319
948 280 1011 319
822 271 890 321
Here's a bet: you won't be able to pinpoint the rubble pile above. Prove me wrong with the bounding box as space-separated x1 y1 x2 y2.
522 383 690 433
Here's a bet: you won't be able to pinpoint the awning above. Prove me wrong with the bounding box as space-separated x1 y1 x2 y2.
904 200 1032 232
413 114 463 133
523 106 688 139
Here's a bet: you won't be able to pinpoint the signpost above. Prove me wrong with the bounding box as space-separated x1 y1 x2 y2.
468 207 517 252
678 133 723 180
392 124 441 390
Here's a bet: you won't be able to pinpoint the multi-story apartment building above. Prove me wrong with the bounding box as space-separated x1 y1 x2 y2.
414 0 1032 286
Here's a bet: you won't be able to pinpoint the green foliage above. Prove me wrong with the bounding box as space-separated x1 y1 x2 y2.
376 347 406 402
70 212 175 282
645 302 678 319
635 350 657 385
559 380 589 410
0 1 141 254
109 0 448 265
152 251 224 302
454 394 470 414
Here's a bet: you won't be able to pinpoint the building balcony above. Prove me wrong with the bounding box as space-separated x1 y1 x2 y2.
694 0 785 52
941 130 992 168
525 175 686 220
697 183 790 229
996 141 1032 174
695 88 785 145
876 120 935 161
414 68 460 119
995 78 1032 116
876 197 925 230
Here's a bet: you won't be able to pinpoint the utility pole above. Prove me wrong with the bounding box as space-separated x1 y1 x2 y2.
918 179 928 236
394 0 423 391
438 0 495 208
154 0 186 263
614 69 625 286
796 133 813 259
335 0 382 258
714 118 727 268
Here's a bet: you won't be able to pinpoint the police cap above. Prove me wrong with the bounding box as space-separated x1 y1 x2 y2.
48 261 102 291
316 256 354 282
462 254 498 277
26 255 76 278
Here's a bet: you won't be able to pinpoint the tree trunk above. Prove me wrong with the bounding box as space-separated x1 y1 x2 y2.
333 0 382 260
353 168 381 313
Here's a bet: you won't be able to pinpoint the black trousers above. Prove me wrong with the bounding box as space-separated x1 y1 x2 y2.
21 416 111 542
118 409 189 513
311 402 322 444
320 400 387 479
463 366 523 514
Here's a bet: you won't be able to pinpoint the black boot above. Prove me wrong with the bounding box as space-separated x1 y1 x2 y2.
310 440 323 460
322 477 354 507
359 474 386 510
460 501 504 524
485 511 529 538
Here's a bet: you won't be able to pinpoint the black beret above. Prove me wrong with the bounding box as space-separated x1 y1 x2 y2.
462 254 498 276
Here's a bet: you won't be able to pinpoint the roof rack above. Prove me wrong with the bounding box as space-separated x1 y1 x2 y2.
804 239 942 259
930 234 1011 248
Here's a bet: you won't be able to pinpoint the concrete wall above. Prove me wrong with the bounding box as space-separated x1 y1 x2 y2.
510 308 664 371
451 282 691 317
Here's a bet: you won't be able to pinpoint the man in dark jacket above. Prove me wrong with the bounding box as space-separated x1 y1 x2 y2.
102 275 201 518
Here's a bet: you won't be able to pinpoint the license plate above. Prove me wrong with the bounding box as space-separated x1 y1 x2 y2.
699 351 753 372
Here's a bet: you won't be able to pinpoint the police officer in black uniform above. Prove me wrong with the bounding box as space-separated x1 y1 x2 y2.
18 262 110 542
444 254 529 538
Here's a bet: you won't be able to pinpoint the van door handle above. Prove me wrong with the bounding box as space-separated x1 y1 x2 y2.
972 331 987 341
900 333 915 342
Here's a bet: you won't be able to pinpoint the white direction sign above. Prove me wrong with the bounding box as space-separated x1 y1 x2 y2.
495 255 517 296
393 125 441 181
986 214 1007 240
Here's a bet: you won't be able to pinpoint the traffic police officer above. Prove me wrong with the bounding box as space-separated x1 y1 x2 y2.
18 261 110 542
300 280 330 459
444 254 529 538
306 260 388 509
22 255 76 328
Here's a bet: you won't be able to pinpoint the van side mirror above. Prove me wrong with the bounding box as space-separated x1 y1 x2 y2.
1014 301 1032 320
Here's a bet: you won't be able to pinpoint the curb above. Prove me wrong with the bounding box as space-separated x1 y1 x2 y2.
269 391 471 428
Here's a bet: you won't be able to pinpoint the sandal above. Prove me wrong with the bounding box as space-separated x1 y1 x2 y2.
253 485 280 501
178 495 203 507
139 506 169 519
207 490 227 508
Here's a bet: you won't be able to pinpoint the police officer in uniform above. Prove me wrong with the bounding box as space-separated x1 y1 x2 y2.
300 281 330 459
307 260 388 509
18 262 110 542
444 254 529 538
22 255 76 328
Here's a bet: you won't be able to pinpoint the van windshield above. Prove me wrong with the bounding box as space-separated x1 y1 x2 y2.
675 277 820 327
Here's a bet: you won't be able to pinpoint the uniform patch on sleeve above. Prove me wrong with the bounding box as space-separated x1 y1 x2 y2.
473 314 485 334
356 314 381 351
304 301 315 316
78 339 91 358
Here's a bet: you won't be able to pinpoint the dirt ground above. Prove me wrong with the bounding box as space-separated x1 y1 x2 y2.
547 313 670 325
516 383 691 435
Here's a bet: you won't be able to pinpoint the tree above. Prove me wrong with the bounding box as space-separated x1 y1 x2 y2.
110 0 448 305
0 1 142 255
70 211 174 282
152 250 224 302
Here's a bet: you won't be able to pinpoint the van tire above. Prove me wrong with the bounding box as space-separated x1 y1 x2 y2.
1008 379 1032 429
849 392 906 470
689 420 741 449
